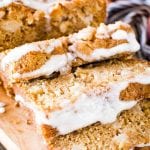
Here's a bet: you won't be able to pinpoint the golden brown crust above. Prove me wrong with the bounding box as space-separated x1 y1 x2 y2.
0 70 14 97
40 124 58 142
120 83 150 101
14 51 50 74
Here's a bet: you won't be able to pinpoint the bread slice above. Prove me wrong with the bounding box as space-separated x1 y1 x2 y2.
40 100 150 150
12 58 150 145
0 0 106 51
0 22 140 87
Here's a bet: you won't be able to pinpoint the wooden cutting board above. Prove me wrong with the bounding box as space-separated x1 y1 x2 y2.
0 86 47 150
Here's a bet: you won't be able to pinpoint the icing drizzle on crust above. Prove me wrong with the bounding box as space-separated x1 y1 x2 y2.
0 0 60 14
69 22 140 62
15 68 150 135
0 22 140 82
12 53 75 80
1 38 66 69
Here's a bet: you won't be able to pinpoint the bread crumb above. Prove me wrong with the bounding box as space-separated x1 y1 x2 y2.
27 119 32 125
15 102 20 107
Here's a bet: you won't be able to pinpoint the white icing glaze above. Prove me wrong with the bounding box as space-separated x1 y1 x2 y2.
0 0 13 8
44 84 136 134
111 30 128 40
92 33 139 59
15 70 150 135
0 0 57 14
96 23 110 39
96 21 130 39
107 21 130 33
69 26 96 41
69 32 140 62
12 53 75 80
21 0 55 14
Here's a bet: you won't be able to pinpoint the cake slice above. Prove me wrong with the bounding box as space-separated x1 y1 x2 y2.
13 58 150 145
0 22 140 88
0 0 106 51
40 100 150 150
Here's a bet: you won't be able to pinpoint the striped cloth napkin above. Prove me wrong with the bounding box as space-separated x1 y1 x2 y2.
107 0 150 60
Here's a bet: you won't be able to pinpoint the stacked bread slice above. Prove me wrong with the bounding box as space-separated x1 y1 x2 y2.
0 1 149 150
0 22 140 94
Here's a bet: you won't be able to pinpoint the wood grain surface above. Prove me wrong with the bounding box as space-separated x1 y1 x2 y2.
0 86 47 150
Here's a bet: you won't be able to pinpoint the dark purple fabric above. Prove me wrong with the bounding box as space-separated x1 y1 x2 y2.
0 143 5 150
107 0 150 60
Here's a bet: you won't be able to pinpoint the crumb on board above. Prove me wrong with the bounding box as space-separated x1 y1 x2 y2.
15 102 20 107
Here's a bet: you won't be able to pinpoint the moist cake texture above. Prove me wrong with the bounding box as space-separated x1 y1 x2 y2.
14 58 150 138
41 100 150 150
0 0 106 51
0 1 149 150
0 22 140 85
